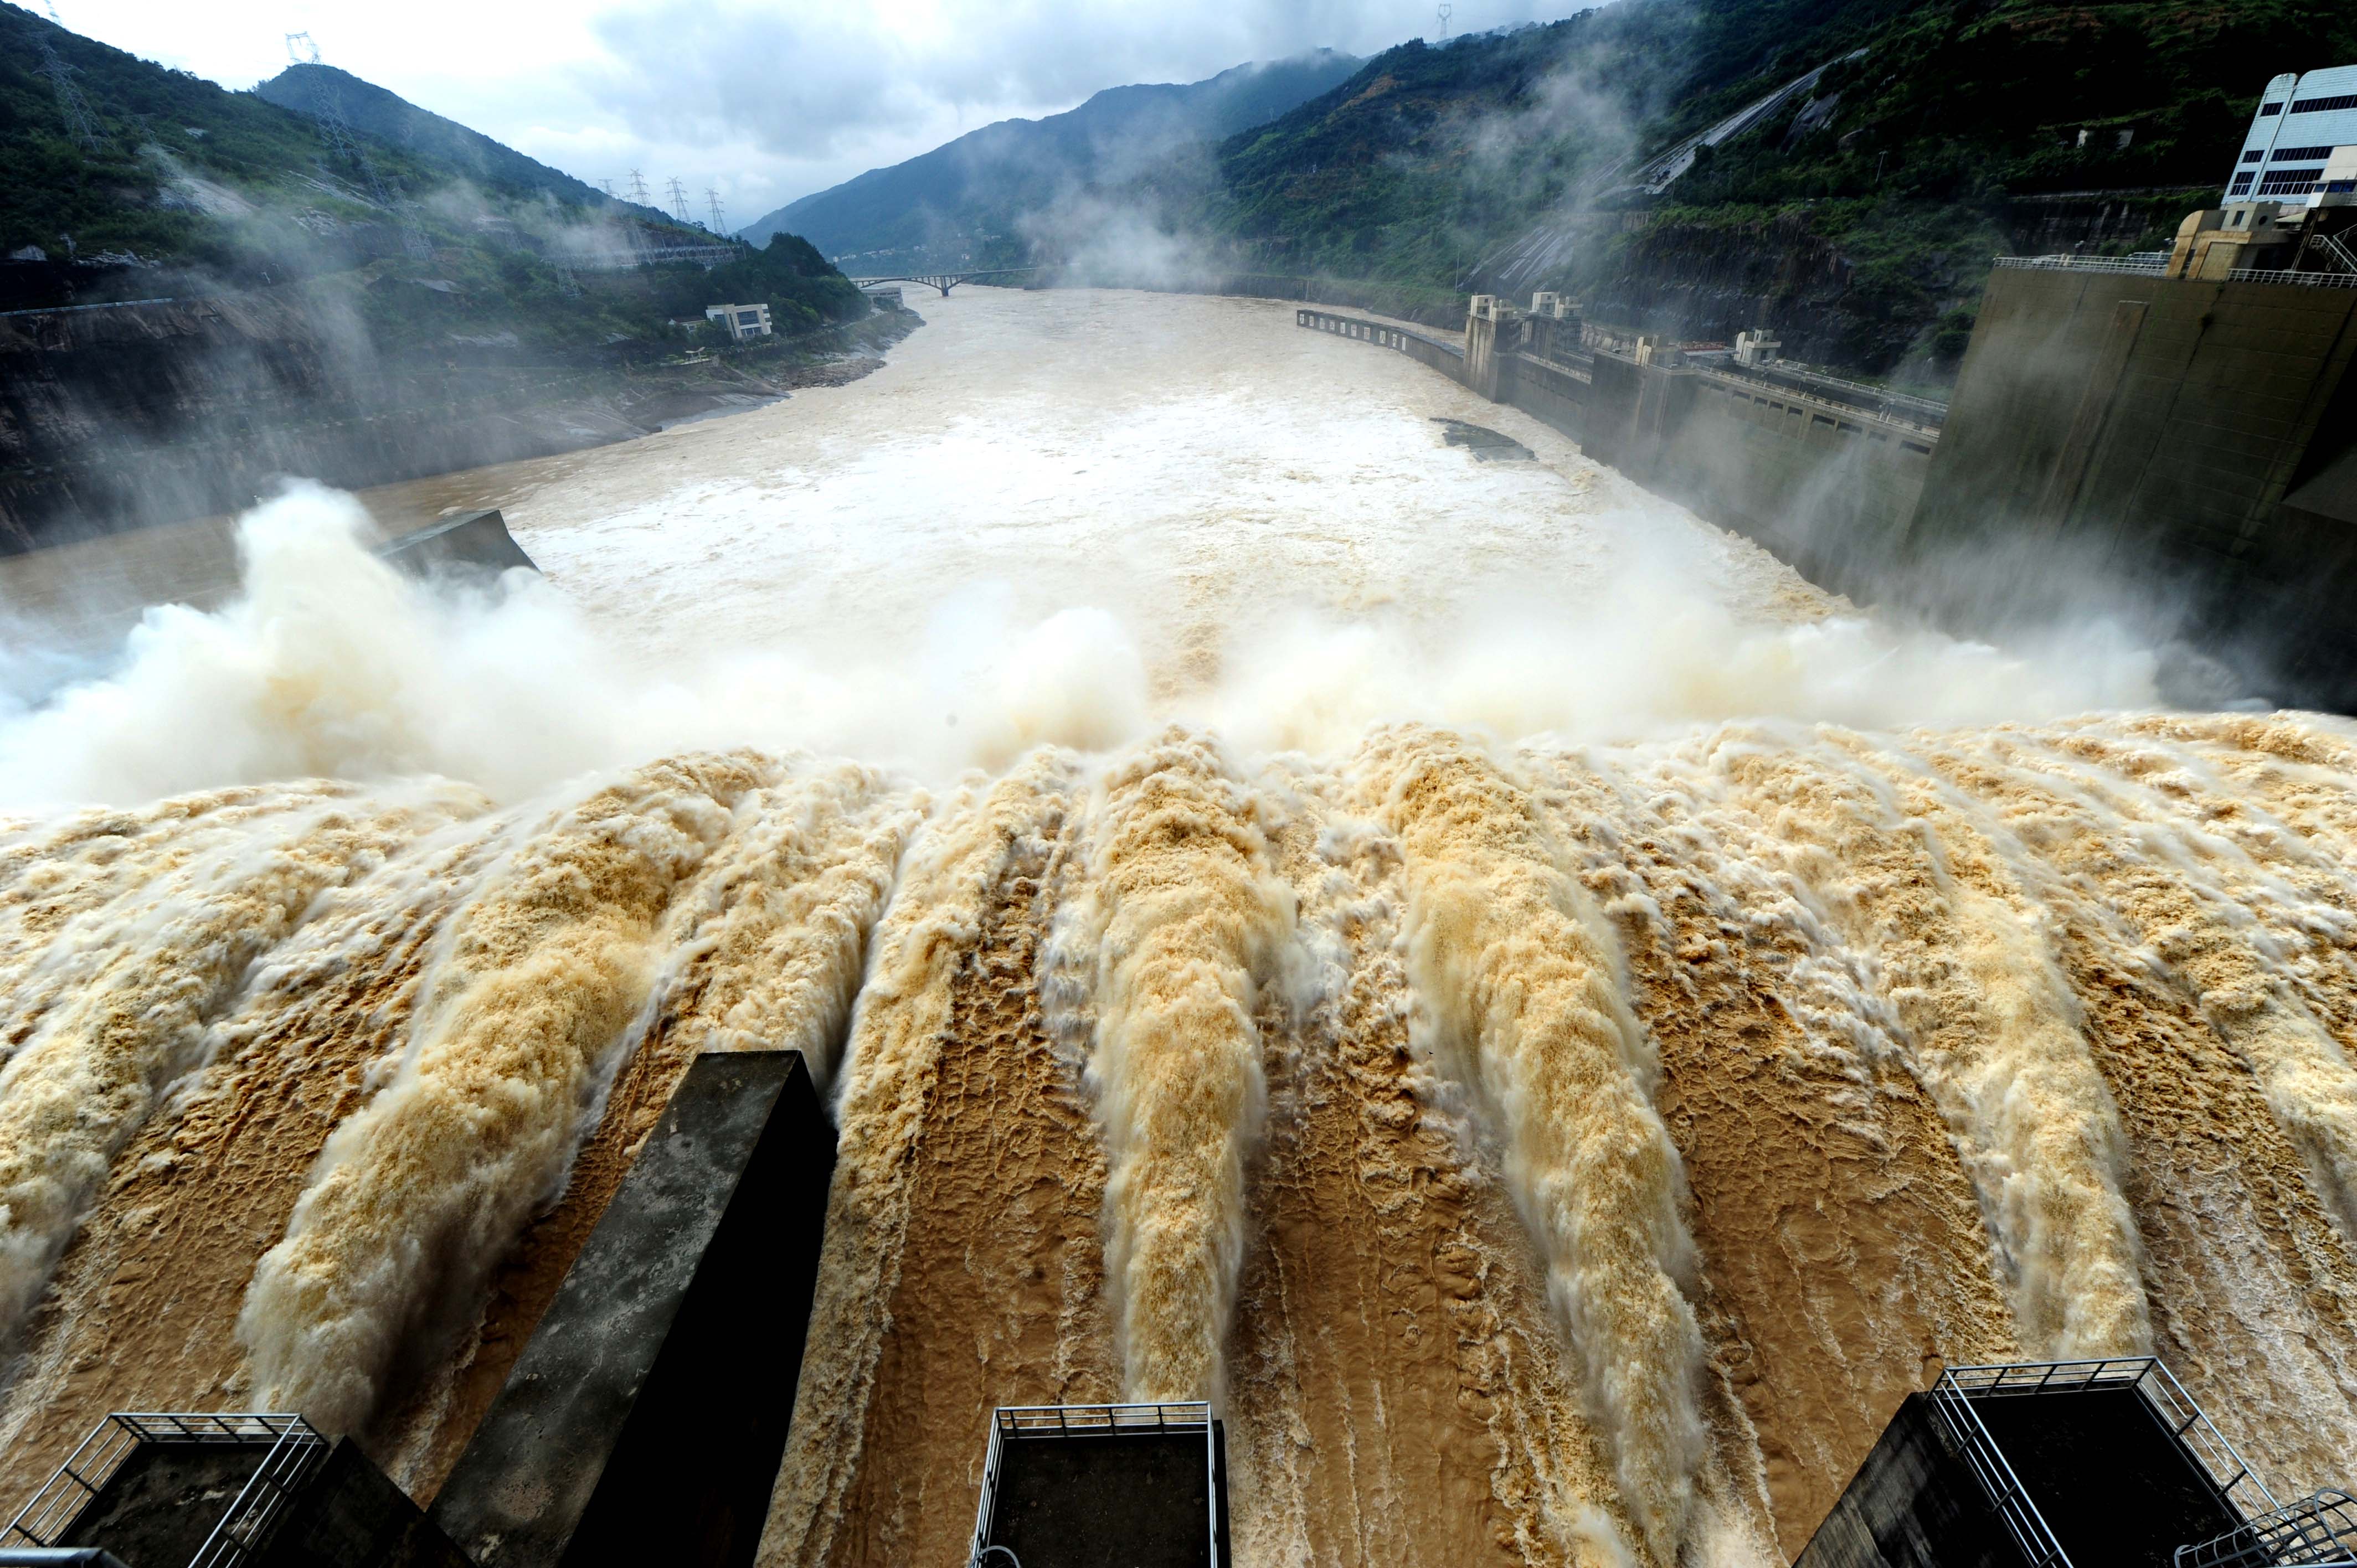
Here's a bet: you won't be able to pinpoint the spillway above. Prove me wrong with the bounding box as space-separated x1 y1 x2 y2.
1 290 2353 1568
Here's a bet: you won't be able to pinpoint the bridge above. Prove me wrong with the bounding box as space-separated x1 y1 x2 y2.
846 267 1038 297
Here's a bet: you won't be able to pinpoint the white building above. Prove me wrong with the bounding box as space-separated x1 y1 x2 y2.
704 302 772 342
2224 65 2357 203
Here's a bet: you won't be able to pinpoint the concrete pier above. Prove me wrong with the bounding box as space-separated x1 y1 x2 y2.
429 1049 836 1568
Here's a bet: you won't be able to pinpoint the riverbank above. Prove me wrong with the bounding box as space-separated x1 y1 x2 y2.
0 296 921 554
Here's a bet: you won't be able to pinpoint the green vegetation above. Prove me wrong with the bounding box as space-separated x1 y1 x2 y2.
0 3 865 361
660 234 867 334
252 64 642 215
1058 0 2357 372
0 1 455 271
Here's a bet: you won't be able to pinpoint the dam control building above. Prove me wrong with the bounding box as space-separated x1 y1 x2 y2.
2224 66 2357 203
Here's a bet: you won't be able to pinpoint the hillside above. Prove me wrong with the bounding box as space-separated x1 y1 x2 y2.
255 63 666 223
0 5 867 340
0 2 461 281
738 50 1362 267
0 5 893 550
1075 0 2357 376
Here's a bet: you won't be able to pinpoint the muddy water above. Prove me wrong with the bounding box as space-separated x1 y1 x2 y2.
0 290 2351 1568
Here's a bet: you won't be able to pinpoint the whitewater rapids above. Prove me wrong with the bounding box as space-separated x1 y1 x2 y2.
2 290 2355 1568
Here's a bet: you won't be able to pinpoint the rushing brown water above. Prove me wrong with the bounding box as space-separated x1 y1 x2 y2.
1 291 2353 1568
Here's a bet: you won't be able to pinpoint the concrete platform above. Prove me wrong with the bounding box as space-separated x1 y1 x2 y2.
984 1428 1228 1568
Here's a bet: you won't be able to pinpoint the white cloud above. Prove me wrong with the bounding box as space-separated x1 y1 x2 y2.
47 0 1596 219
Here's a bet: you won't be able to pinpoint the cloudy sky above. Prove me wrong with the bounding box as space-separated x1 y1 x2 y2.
54 0 1592 224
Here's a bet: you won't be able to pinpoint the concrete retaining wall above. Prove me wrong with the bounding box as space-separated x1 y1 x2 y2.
1291 303 1934 606
1295 269 2357 709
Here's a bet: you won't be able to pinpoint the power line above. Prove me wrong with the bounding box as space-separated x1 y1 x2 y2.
284 32 432 260
35 4 100 152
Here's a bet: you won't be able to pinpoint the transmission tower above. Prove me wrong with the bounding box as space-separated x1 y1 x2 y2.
666 177 689 223
35 5 101 151
1435 2 1453 37
598 178 616 199
626 169 649 203
706 188 725 233
284 33 432 260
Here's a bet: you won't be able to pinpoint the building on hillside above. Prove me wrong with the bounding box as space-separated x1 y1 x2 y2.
2224 65 2357 202
705 302 771 342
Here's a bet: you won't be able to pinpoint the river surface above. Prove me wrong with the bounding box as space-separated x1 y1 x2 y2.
1 289 2354 1568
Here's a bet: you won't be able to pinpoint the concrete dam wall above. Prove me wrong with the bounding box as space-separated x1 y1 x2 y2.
1301 260 2357 708
1296 305 1938 605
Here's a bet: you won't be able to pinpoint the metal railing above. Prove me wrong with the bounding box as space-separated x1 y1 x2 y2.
967 1403 1218 1568
1993 251 2357 287
1994 254 2170 275
3 1414 325 1568
1930 1360 2282 1568
991 1401 1212 1437
1707 361 1948 434
1946 1360 2274 1519
2179 1490 2357 1567
2229 266 2357 288
1927 1371 2075 1568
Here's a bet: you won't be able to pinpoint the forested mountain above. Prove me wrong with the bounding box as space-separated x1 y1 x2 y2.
1086 0 2357 374
0 4 867 348
254 63 663 220
737 50 1362 265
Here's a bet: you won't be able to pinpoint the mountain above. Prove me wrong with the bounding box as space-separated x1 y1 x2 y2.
254 63 666 224
1086 0 2357 376
0 6 867 359
738 50 1363 266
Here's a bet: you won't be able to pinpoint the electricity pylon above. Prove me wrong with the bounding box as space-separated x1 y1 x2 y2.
666 177 690 223
284 32 431 260
706 188 726 233
35 4 100 151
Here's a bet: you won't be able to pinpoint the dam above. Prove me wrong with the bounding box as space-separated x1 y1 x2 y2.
3 288 2357 1568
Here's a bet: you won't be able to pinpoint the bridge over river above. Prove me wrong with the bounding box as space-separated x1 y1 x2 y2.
847 267 1037 297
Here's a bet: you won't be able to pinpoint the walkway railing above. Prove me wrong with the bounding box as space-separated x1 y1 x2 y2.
3 1413 326 1568
967 1402 1219 1568
1994 254 2168 275
2178 1489 2357 1567
1930 1359 2280 1568
2228 267 2357 288
1927 1371 2075 1568
1993 253 2357 288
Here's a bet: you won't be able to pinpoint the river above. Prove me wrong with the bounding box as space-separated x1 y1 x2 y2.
0 288 2352 1568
